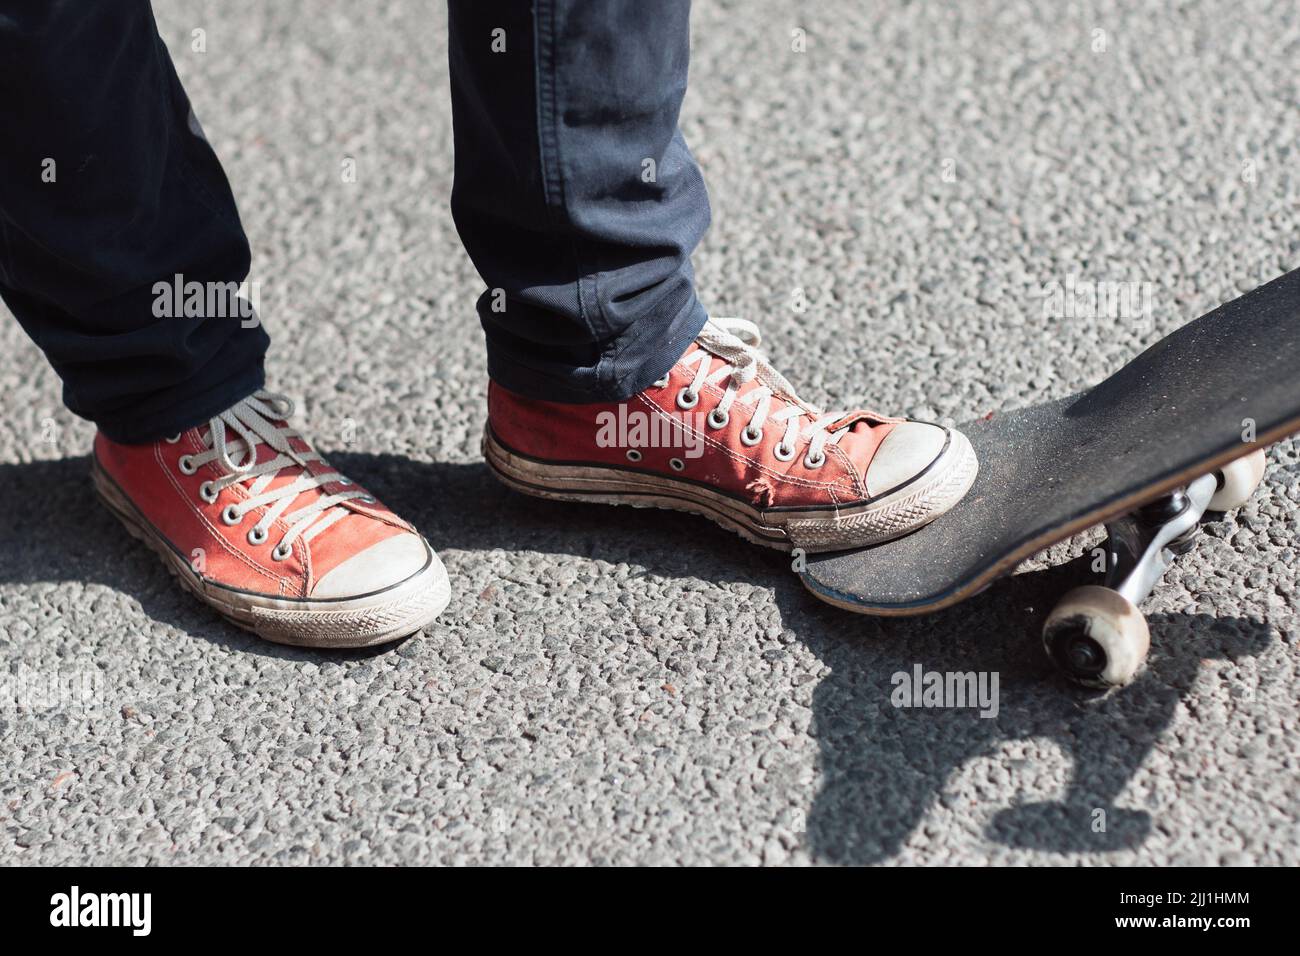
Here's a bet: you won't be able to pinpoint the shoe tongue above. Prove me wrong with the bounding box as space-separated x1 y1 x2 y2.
686 340 816 416
684 342 770 401
684 342 735 384
211 421 328 496
686 329 894 469
209 419 280 464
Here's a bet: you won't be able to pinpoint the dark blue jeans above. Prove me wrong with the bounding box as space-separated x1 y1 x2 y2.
0 0 710 443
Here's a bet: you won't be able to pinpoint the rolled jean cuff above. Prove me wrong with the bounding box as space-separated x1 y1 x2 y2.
91 363 265 445
485 294 709 405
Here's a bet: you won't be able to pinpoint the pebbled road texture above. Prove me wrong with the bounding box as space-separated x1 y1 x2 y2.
1 0 1297 865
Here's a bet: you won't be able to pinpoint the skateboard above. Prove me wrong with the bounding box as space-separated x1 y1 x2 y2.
800 267 1300 689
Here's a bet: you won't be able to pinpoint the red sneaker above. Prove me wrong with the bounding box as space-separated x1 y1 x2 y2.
93 390 449 647
484 318 978 552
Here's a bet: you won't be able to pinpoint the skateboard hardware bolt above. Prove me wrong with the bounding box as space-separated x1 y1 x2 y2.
1137 490 1188 524
1065 635 1105 674
1168 529 1199 555
1046 623 1107 677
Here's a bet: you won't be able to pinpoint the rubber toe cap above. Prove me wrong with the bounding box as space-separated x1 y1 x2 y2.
311 532 432 599
864 422 948 497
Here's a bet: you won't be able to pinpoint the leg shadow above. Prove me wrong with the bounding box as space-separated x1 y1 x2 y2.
0 452 786 658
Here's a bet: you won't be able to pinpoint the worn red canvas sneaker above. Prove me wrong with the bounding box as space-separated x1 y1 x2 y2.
93 390 449 647
484 318 978 552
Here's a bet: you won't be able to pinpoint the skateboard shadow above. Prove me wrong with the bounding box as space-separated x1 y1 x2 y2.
784 557 1274 862
0 454 1277 861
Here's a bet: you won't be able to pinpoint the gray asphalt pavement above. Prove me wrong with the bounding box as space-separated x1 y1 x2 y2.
2 0 1298 865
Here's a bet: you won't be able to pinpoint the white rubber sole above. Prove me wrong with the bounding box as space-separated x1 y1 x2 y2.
93 460 450 648
483 425 979 553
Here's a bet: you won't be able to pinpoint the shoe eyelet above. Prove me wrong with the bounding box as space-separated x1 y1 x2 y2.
774 441 797 462
676 388 700 410
198 481 218 504
357 495 376 504
247 526 268 545
164 434 182 444
669 457 685 472
177 455 197 475
626 449 643 463
804 450 827 469
221 504 242 526
652 375 670 389
272 542 292 561
707 407 729 429
740 425 763 447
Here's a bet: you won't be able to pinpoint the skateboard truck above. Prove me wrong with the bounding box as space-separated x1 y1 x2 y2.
1042 450 1266 689
1107 476 1215 608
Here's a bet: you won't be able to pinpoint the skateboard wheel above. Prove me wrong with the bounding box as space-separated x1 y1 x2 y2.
1209 449 1266 512
1042 586 1150 689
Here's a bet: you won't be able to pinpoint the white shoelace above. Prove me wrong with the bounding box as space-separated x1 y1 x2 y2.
177 390 367 559
668 318 853 468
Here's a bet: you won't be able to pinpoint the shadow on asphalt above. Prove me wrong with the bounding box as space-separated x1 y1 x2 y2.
0 454 1276 863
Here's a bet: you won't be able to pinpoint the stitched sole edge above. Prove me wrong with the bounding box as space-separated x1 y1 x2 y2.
482 425 979 553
